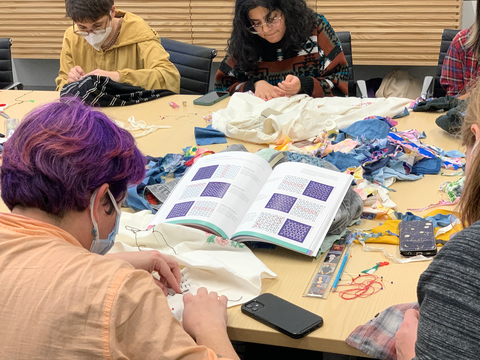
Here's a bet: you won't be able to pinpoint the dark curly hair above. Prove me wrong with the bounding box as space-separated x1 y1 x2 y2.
228 0 316 71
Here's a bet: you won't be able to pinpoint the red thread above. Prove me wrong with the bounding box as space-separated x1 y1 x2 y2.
336 274 383 300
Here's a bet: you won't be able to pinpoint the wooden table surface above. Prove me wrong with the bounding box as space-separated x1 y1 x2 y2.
0 90 463 356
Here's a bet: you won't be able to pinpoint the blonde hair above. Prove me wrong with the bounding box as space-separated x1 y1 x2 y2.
465 1 480 60
459 83 480 227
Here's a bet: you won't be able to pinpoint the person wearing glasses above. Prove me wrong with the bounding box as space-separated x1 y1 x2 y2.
55 0 180 92
214 0 349 100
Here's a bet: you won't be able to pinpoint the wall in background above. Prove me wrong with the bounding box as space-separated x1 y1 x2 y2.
13 1 477 91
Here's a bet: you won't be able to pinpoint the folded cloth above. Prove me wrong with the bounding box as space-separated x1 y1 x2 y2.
194 124 227 145
345 302 419 360
435 106 465 135
411 157 442 175
144 178 182 210
413 96 460 112
60 75 174 107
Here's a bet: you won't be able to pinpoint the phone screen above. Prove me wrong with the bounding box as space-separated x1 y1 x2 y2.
194 91 229 105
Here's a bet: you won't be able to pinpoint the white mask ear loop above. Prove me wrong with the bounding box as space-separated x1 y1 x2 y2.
90 188 120 240
472 140 479 156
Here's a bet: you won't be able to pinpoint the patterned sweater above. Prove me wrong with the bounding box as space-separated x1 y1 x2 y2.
414 220 480 359
214 14 349 98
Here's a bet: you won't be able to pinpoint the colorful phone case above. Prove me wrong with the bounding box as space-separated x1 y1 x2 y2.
399 220 437 257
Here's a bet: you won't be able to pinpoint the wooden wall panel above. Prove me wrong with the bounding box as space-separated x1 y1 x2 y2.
0 0 463 66
319 0 463 66
191 0 235 59
0 0 191 59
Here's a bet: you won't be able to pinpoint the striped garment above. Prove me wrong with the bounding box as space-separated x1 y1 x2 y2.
214 14 349 98
440 28 480 96
414 220 480 359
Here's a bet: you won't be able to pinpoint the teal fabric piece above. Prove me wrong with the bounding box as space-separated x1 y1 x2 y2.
256 148 279 162
317 229 348 257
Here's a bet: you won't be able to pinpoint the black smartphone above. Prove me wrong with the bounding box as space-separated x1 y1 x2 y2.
241 293 323 339
399 220 437 257
193 91 229 106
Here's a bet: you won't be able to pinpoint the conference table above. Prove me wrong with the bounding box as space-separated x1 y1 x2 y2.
0 90 463 356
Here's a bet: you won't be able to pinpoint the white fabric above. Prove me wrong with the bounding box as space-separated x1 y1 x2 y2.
212 93 412 144
109 211 277 320
114 116 171 138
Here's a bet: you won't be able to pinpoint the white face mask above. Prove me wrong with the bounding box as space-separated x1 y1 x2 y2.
83 24 112 51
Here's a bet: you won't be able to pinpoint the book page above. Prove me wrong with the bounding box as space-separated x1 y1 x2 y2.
233 162 353 256
148 152 272 238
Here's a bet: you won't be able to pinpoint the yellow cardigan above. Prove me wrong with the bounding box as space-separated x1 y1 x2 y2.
55 10 180 92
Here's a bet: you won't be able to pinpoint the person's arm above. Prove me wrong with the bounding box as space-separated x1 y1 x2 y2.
395 309 419 360
117 39 180 92
440 36 465 96
297 14 349 98
214 55 285 100
412 224 480 359
55 30 75 91
214 54 254 95
109 271 237 360
105 250 182 295
183 288 240 360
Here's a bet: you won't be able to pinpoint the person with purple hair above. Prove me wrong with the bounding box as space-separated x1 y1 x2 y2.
0 100 239 360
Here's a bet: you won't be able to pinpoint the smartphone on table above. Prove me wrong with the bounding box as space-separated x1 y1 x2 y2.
241 293 324 339
193 91 229 106
399 220 437 257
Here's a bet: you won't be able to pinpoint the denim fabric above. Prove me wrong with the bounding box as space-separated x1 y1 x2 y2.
325 151 361 172
411 157 442 175
340 119 391 140
194 124 227 145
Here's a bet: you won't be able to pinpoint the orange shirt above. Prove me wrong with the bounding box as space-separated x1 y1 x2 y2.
0 212 223 359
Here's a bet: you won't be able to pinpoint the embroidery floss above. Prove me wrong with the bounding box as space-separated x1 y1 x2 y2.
336 274 383 300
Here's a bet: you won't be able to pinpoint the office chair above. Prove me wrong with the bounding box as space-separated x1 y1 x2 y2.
336 31 367 98
0 38 23 90
421 29 460 99
161 38 217 95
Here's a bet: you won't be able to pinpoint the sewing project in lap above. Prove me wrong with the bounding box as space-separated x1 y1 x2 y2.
109 210 276 321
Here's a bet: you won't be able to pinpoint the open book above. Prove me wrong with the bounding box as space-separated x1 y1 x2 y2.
148 152 353 256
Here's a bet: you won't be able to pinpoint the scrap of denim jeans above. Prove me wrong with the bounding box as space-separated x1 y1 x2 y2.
339 118 391 141
194 124 227 145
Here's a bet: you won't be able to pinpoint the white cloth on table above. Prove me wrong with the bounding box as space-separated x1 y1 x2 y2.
109 210 277 321
211 93 412 144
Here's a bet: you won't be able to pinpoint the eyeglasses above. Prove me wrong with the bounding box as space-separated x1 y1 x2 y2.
248 15 283 34
73 15 111 36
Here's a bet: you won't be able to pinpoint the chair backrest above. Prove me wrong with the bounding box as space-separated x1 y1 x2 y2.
434 29 460 98
336 31 355 97
161 38 217 95
0 38 14 89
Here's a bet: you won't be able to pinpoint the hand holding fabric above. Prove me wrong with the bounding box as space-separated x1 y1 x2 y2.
68 66 86 84
106 250 182 295
182 287 240 360
182 288 228 338
254 80 285 100
84 69 121 82
395 309 419 360
277 75 301 96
